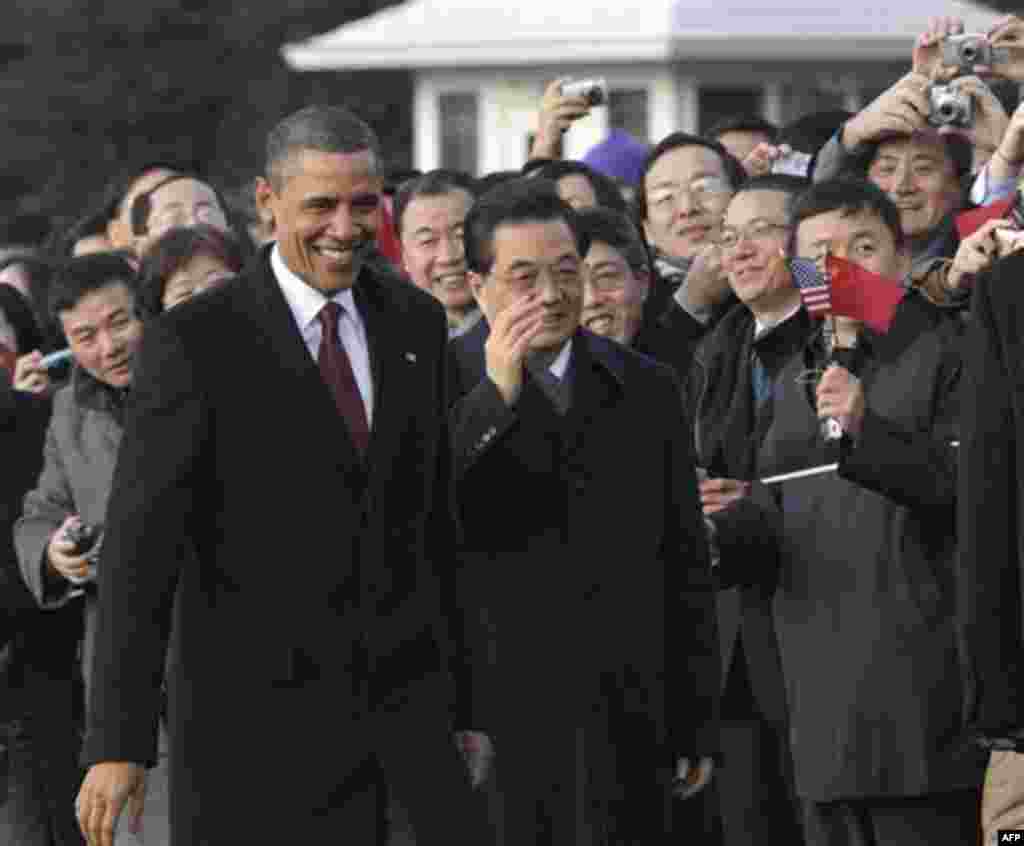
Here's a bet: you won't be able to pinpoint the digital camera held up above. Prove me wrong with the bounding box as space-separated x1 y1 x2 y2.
942 34 995 73
560 78 608 107
928 84 973 128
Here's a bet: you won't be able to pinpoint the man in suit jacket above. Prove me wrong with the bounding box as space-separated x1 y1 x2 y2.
75 106 488 846
449 179 719 844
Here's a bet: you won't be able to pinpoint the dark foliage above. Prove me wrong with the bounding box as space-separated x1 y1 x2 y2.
0 1 411 241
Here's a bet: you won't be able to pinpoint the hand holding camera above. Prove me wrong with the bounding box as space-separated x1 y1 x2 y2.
740 143 812 179
530 77 604 159
928 76 1008 171
843 73 931 149
913 16 967 81
47 515 101 585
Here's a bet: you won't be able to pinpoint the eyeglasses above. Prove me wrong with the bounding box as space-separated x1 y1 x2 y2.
716 221 790 252
646 177 732 211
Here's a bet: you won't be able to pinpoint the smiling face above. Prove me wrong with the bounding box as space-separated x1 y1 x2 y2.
643 144 734 260
60 282 143 389
719 189 795 316
469 218 583 354
867 136 962 240
581 240 649 345
399 188 475 319
256 149 382 294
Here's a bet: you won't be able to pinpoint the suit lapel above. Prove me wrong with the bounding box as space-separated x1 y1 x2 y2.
238 251 364 475
350 265 397 464
562 332 623 461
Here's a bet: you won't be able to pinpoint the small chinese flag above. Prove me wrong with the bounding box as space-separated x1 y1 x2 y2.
826 254 904 334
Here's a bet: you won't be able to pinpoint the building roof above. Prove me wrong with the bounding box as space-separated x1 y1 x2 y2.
283 0 1005 70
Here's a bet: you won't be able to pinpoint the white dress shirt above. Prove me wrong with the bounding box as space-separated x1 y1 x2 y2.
548 339 572 381
270 245 374 426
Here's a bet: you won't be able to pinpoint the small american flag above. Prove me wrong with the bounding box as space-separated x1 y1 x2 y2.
790 257 832 318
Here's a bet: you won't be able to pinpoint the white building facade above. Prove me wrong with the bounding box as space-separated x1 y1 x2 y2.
283 1 1003 175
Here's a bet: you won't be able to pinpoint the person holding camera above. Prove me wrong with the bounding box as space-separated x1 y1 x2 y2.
12 253 171 846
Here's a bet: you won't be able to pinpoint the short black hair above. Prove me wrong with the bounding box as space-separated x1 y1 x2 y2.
789 178 907 254
0 283 45 355
0 253 61 349
475 170 522 196
524 160 628 214
265 105 381 192
734 173 812 199
49 253 138 321
464 178 588 276
138 224 246 317
706 114 780 145
638 132 747 221
392 169 478 239
573 207 650 277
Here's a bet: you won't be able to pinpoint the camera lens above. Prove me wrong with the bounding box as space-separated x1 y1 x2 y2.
961 44 978 63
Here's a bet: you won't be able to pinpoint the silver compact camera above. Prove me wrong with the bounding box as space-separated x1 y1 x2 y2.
560 78 608 107
942 34 994 72
928 84 973 128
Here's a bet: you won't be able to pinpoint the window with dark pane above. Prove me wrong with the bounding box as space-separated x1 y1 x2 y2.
698 88 762 135
439 92 479 174
608 89 649 142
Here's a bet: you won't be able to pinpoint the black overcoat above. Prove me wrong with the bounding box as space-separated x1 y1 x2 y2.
449 325 719 843
80 249 486 844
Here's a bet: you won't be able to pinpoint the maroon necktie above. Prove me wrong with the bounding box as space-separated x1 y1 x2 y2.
317 301 370 454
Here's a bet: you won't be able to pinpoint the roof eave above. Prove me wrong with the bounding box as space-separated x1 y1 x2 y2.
282 34 916 71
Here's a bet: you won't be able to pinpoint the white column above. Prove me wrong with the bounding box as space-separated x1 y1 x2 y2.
649 71 681 142
479 82 504 176
677 75 699 135
763 81 784 125
413 73 439 173
491 78 545 171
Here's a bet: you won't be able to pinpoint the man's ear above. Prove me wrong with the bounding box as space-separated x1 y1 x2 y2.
254 177 276 218
468 271 491 319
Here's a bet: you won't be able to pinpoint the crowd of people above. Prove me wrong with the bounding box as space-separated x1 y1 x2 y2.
3 11 1024 846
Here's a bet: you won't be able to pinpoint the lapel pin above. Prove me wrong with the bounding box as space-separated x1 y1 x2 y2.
405 352 417 363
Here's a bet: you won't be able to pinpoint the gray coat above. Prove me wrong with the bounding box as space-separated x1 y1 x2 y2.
15 368 125 695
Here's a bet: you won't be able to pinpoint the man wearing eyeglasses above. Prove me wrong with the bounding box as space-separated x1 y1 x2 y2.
639 133 747 343
688 174 812 845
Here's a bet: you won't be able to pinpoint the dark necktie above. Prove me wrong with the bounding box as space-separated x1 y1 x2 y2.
750 349 773 407
318 301 370 454
526 356 571 415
